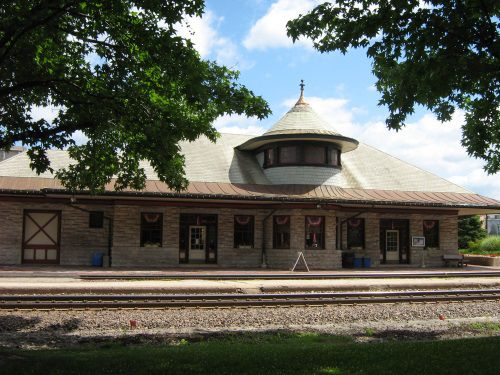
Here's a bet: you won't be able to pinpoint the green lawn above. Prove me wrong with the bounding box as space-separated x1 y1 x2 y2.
0 333 498 375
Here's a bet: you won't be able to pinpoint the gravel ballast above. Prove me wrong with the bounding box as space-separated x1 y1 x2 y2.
0 300 499 349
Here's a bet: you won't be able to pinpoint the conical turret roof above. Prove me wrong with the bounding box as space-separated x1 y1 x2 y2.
238 81 358 152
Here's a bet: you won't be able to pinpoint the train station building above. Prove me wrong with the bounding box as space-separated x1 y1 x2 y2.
0 88 499 269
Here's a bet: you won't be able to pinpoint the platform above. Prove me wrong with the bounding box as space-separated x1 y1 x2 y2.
0 265 499 295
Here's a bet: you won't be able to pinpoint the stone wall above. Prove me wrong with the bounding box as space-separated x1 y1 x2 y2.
0 201 111 265
338 211 458 267
0 199 459 269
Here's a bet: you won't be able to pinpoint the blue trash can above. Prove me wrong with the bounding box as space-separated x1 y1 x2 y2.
353 258 363 268
92 252 104 267
363 257 372 268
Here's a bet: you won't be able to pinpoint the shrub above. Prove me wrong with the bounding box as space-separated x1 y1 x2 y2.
467 240 481 252
479 236 500 252
458 216 486 249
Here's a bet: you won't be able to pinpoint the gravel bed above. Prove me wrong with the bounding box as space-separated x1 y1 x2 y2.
0 300 499 349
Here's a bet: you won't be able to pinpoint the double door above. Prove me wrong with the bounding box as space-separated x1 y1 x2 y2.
22 210 61 264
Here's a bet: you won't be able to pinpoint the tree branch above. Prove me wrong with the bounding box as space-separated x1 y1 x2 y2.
0 0 79 63
0 78 66 97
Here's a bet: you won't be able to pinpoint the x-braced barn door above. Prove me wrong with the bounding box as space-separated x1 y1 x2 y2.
22 210 61 264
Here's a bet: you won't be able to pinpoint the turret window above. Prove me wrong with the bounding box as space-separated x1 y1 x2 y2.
262 142 340 168
279 146 299 164
304 145 326 164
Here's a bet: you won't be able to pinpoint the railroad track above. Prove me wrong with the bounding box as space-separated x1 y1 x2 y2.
77 271 500 280
1 289 499 310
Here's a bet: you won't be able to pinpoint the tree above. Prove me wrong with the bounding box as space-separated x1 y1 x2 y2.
458 215 487 248
0 1 270 192
287 0 499 173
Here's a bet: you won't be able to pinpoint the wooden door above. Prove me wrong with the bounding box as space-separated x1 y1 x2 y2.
22 210 61 264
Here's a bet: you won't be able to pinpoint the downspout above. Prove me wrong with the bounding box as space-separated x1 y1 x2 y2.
107 216 113 267
261 209 277 268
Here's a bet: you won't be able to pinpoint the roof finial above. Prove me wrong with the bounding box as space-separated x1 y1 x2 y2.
296 79 306 105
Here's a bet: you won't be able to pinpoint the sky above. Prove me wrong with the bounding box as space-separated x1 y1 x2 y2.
173 0 499 199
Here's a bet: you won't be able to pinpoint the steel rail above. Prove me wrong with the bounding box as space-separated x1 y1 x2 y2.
1 289 499 310
77 271 500 281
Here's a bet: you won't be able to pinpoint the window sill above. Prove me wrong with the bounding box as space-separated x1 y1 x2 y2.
235 245 254 249
263 164 341 169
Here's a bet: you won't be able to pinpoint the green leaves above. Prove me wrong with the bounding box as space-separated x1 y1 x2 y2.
287 0 499 173
0 0 270 193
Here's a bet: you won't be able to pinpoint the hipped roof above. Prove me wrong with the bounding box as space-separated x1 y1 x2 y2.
0 133 498 214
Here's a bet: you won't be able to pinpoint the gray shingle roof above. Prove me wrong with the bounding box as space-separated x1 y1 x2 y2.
237 99 359 152
0 133 472 194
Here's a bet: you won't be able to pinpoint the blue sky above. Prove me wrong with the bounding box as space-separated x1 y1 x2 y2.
173 0 499 199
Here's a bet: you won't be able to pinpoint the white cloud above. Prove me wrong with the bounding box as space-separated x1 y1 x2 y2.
30 105 62 123
176 10 220 57
30 105 89 146
357 112 500 200
243 0 319 50
70 130 89 146
176 10 252 69
214 114 265 135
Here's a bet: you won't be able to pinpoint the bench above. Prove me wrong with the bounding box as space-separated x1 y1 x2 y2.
442 254 468 267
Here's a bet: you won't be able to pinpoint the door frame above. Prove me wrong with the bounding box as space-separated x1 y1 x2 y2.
179 214 218 264
22 209 61 264
385 229 400 262
379 219 410 264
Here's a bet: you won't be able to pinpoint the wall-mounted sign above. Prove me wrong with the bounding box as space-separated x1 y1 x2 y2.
412 236 426 247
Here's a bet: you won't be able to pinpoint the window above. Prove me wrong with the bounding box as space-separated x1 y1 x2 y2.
262 142 341 168
347 218 365 249
140 212 163 247
305 216 325 249
264 148 275 167
279 146 298 164
304 145 326 164
423 220 439 248
327 148 339 166
234 215 254 248
89 211 104 228
273 215 290 249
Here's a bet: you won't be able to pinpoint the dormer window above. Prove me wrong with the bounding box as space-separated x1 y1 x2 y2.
264 148 275 166
262 142 341 168
279 146 299 164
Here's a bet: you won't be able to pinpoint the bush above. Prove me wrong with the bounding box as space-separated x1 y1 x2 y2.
458 216 487 249
467 240 481 252
479 236 500 252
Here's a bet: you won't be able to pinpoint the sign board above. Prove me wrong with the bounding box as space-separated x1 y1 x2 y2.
291 252 310 272
412 236 426 247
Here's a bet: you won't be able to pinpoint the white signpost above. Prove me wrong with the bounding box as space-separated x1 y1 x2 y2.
412 236 426 268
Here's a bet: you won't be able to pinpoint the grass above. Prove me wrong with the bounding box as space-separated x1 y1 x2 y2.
0 333 499 375
469 322 500 331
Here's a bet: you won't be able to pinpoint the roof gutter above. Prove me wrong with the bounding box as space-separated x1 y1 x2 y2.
0 187 498 211
37 188 500 211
